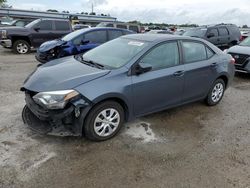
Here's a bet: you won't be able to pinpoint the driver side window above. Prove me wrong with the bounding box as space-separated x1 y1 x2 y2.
141 41 180 70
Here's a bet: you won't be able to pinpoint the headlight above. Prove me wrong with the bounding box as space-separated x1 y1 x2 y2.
33 90 79 109
1 30 7 39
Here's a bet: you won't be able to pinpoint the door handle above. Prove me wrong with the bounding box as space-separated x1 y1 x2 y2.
210 63 218 67
173 70 185 77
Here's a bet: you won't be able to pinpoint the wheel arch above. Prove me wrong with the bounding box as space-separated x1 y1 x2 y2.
11 36 31 46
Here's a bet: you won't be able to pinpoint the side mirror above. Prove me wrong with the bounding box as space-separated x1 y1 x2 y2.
134 62 152 75
207 33 215 38
81 40 90 45
34 27 40 32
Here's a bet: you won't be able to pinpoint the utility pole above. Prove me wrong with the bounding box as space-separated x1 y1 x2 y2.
91 3 94 13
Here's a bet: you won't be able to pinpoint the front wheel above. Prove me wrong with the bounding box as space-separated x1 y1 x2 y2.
84 101 125 141
13 40 31 54
206 79 225 106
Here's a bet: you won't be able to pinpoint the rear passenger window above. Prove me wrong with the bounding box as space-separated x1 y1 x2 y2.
55 21 70 31
141 42 179 70
206 47 215 59
108 30 123 40
116 25 127 29
37 20 53 30
218 27 229 36
183 42 207 63
129 26 139 33
107 24 114 27
84 30 107 43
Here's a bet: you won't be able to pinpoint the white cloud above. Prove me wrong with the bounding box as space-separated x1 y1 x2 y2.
7 0 250 26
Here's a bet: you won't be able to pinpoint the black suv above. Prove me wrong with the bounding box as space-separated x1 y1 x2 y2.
0 18 72 54
183 24 241 47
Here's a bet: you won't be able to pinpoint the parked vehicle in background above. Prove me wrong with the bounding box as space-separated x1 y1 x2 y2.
147 30 173 34
0 19 34 27
0 18 72 54
22 34 235 141
96 22 142 33
183 24 241 47
73 24 91 30
241 31 250 40
35 27 134 63
174 29 186 35
227 37 250 73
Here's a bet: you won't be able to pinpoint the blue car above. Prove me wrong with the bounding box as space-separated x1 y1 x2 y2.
22 34 235 141
35 27 134 63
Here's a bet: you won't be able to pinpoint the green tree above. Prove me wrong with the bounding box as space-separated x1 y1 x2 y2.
0 0 6 5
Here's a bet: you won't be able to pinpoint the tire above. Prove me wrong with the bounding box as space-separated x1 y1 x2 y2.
13 40 31 54
84 101 125 141
206 79 225 106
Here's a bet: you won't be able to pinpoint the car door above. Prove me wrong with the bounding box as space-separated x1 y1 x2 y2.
131 41 185 116
54 21 71 39
78 30 108 53
218 27 230 45
206 28 219 45
107 30 123 41
31 20 54 47
181 40 217 102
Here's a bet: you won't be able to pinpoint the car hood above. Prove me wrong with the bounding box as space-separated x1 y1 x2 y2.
39 39 67 52
22 56 110 92
227 45 250 55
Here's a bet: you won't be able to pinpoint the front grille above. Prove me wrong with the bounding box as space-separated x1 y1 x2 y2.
229 53 250 66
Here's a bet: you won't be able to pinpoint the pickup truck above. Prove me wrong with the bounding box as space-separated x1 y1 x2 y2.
0 18 72 54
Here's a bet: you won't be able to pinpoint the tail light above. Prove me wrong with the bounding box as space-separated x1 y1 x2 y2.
240 35 243 41
230 58 235 64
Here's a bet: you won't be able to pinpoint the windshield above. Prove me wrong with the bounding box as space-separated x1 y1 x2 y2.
239 37 250 46
82 38 148 68
183 28 207 37
25 19 40 28
62 29 88 41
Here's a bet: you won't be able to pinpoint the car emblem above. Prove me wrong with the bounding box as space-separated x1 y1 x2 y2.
234 55 239 59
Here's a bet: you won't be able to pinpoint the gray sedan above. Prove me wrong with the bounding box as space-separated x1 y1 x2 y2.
21 34 235 141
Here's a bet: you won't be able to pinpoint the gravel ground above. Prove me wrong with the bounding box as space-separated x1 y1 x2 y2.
0 46 250 188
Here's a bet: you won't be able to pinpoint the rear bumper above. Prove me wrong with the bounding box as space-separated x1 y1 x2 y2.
0 39 12 48
22 92 91 136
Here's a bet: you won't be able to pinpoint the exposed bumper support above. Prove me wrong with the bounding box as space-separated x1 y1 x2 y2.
0 39 12 48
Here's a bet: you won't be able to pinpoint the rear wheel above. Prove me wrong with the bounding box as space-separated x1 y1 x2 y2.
13 40 30 54
84 101 124 141
206 79 225 106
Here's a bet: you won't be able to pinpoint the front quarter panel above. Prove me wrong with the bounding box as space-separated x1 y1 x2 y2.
74 67 133 119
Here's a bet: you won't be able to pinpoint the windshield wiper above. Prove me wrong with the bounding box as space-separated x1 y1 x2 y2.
75 55 105 69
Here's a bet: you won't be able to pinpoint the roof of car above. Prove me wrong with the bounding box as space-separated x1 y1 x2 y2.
122 34 196 42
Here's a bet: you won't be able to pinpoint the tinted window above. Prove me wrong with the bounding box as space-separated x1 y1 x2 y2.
117 24 127 29
72 34 84 45
218 27 229 36
183 42 207 63
55 21 70 31
183 28 207 37
129 25 139 33
36 20 53 30
108 30 123 40
107 23 114 27
206 47 215 58
84 30 107 43
208 28 219 37
15 21 25 27
141 42 179 70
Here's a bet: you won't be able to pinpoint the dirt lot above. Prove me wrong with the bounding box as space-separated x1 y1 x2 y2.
0 46 250 188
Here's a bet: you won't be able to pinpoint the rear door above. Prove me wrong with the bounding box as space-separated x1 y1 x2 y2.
54 21 71 38
131 41 185 116
181 40 217 102
218 27 230 45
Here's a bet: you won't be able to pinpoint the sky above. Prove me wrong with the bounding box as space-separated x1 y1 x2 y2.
7 0 250 26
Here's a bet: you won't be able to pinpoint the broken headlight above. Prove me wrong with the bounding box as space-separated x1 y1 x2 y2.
33 90 79 109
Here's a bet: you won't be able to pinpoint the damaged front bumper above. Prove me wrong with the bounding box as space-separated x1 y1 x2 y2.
22 91 91 136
